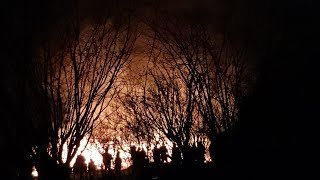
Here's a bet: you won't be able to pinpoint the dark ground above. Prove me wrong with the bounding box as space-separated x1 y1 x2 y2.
31 163 214 180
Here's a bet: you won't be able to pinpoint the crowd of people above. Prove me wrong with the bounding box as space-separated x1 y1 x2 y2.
73 154 99 180
71 140 206 179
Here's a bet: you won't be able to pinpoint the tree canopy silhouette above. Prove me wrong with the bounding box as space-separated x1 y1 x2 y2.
29 9 137 178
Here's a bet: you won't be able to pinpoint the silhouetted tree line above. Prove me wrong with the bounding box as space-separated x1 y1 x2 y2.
119 7 255 174
3 0 317 179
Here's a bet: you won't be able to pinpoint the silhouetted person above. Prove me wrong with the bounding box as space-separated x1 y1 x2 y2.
36 152 57 180
88 159 96 179
73 154 87 180
171 144 182 166
130 145 139 179
183 146 193 167
196 140 206 166
130 145 137 166
159 143 168 164
102 149 112 174
133 147 147 180
137 147 147 166
153 145 161 166
191 144 198 165
115 151 122 175
140 148 148 167
141 148 151 180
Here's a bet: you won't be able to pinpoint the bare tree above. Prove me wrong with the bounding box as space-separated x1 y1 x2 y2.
119 36 200 164
191 32 253 161
124 10 254 163
92 7 253 167
31 12 137 176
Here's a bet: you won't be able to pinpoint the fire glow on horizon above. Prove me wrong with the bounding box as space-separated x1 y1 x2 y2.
31 136 212 177
61 136 211 170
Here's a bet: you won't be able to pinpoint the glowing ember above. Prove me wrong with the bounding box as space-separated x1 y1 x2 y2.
31 166 38 177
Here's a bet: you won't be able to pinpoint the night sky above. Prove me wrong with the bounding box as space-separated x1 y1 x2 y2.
3 0 318 179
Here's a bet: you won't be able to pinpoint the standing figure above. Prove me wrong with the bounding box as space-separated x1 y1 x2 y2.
159 143 168 164
73 154 87 180
102 148 113 174
197 140 206 166
130 145 138 179
88 159 96 179
115 151 122 175
171 144 182 166
153 145 161 166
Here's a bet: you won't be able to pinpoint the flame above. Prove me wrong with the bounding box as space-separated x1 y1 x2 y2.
61 136 212 170
62 137 132 169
